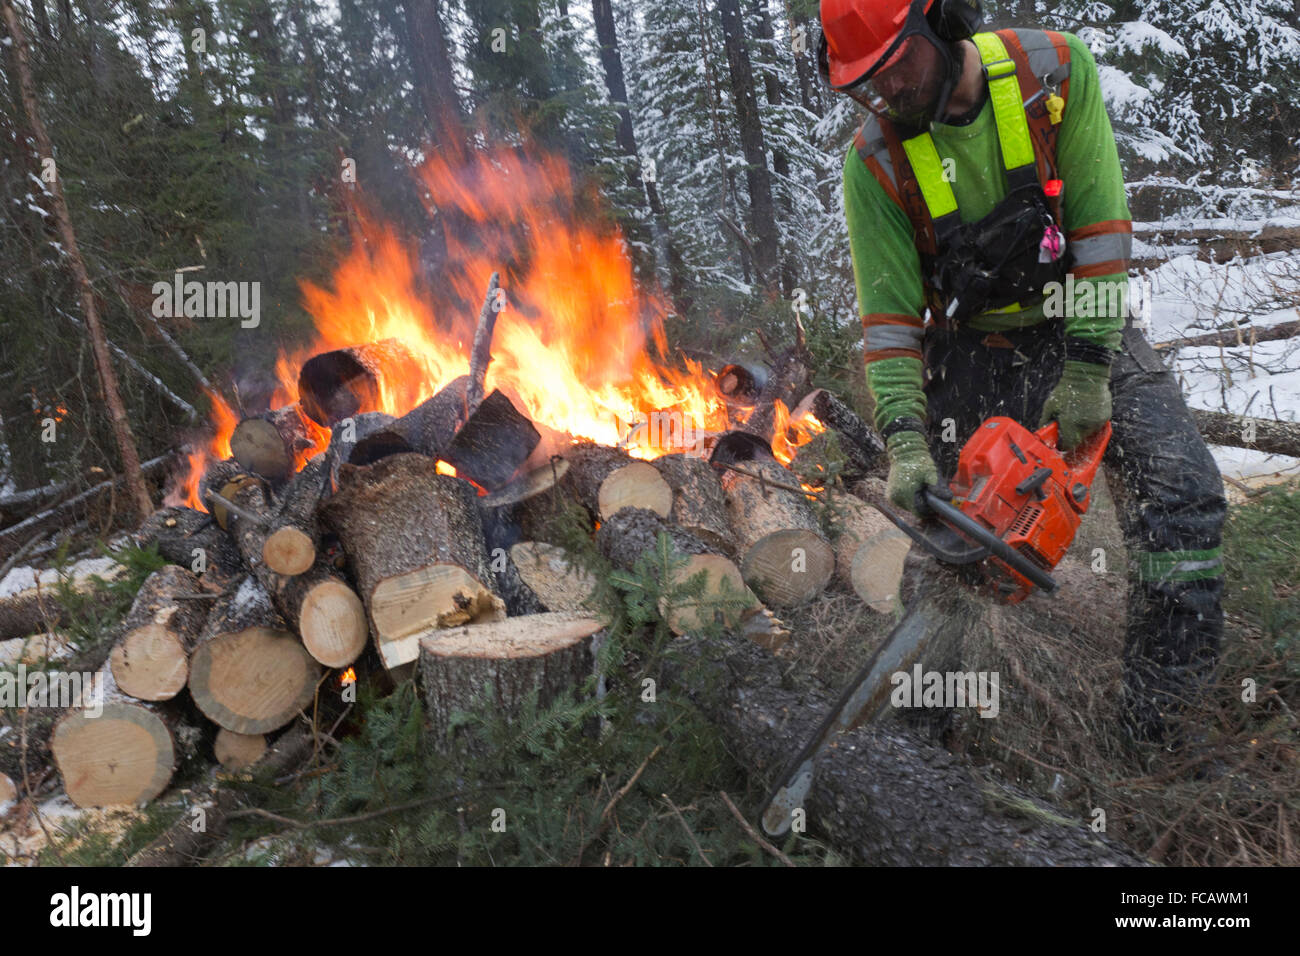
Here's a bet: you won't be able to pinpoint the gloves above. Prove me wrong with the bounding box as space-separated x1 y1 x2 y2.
1040 359 1112 450
886 431 940 515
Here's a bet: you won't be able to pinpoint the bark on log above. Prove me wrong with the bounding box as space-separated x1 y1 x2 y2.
109 566 209 701
225 474 369 668
261 455 330 576
651 453 735 554
1192 408 1300 458
791 388 887 476
0 558 129 641
666 627 1147 866
50 665 192 808
187 578 322 734
328 411 402 467
443 388 540 490
134 506 244 591
378 375 469 459
297 339 422 426
465 271 501 415
417 611 604 752
229 404 313 483
213 729 267 769
719 455 834 607
559 442 672 521
321 454 504 676
198 459 251 531
828 492 910 614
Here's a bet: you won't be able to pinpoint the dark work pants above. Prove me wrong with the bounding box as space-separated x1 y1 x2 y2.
915 317 1227 741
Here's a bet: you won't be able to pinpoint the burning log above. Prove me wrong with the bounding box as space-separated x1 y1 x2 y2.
134 506 245 591
790 388 887 475
417 611 604 751
650 453 735 554
444 388 540 490
261 455 331 576
50 665 194 808
714 362 762 406
213 729 267 769
358 375 468 461
828 491 910 614
561 442 672 522
743 345 811 442
715 438 834 607
199 459 252 531
596 507 788 647
297 339 422 426
187 578 322 734
108 566 211 701
328 411 403 466
222 473 369 668
509 542 599 613
229 404 313 483
321 453 505 677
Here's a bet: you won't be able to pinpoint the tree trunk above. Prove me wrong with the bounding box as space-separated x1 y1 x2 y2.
1 0 153 522
667 628 1147 865
1192 408 1300 458
321 453 504 676
109 565 210 701
716 0 780 291
50 665 192 808
1154 318 1300 351
650 453 735 553
187 578 321 734
418 611 604 751
400 0 466 143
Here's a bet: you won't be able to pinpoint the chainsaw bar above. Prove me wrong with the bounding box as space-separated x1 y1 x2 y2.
758 600 941 837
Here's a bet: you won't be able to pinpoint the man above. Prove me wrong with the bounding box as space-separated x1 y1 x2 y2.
819 0 1227 743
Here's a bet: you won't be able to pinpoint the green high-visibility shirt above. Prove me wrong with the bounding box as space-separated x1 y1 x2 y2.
843 30 1132 432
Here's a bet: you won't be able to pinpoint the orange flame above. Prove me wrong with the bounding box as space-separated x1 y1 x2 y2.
769 400 826 467
169 143 823 500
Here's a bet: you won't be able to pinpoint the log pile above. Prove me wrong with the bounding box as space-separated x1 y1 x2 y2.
10 322 912 823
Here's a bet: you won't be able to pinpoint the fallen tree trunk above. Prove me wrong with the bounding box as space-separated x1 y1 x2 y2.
322 453 504 676
1192 408 1300 458
187 578 321 734
666 623 1147 866
50 665 195 808
417 611 604 752
109 565 210 701
1154 318 1300 352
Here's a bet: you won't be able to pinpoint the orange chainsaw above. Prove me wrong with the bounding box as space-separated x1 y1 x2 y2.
884 416 1112 604
758 416 1111 836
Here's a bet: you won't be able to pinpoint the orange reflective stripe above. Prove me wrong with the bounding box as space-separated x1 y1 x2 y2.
863 313 925 327
1068 219 1133 240
1072 260 1129 278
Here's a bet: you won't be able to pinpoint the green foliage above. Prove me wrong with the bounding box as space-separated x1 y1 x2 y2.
49 543 168 664
1222 481 1300 660
30 803 182 868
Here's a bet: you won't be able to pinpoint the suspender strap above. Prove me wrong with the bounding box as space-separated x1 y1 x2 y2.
971 32 1037 176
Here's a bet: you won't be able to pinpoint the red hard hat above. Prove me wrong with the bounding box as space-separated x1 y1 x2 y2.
820 0 935 89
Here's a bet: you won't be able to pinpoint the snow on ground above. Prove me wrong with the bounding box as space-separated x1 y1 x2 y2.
0 554 123 599
1140 250 1300 485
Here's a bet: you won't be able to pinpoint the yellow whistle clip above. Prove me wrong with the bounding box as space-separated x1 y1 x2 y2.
1045 94 1065 125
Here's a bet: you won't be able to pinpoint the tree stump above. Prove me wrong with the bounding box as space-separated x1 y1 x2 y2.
109 565 210 701
321 453 504 676
187 578 321 734
417 611 604 751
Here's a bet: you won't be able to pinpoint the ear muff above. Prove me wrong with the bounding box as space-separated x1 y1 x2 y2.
931 0 983 41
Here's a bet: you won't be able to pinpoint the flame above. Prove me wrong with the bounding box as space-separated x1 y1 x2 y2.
339 667 356 685
769 400 825 467
169 142 822 499
165 389 239 510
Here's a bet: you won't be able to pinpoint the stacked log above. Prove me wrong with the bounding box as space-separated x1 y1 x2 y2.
230 404 314 483
109 566 210 701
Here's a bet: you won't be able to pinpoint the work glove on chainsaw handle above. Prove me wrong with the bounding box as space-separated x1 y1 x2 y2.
886 430 941 516
1040 359 1113 450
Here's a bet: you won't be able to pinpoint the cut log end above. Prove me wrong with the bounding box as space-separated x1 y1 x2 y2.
213 729 268 769
188 626 321 735
51 704 174 808
509 542 598 613
738 529 835 607
661 552 759 635
299 577 369 668
110 624 190 702
598 461 672 521
850 528 911 614
371 564 506 673
262 525 316 577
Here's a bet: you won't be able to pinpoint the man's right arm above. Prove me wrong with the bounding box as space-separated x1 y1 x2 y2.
842 143 929 432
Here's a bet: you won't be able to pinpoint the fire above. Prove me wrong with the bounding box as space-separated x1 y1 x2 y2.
770 400 825 467
170 141 823 500
164 389 239 510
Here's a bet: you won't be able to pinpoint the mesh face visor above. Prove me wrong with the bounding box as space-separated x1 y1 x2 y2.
859 31 954 128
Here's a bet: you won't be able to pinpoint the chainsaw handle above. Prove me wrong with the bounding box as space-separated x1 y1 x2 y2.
1034 420 1112 489
922 489 1059 594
